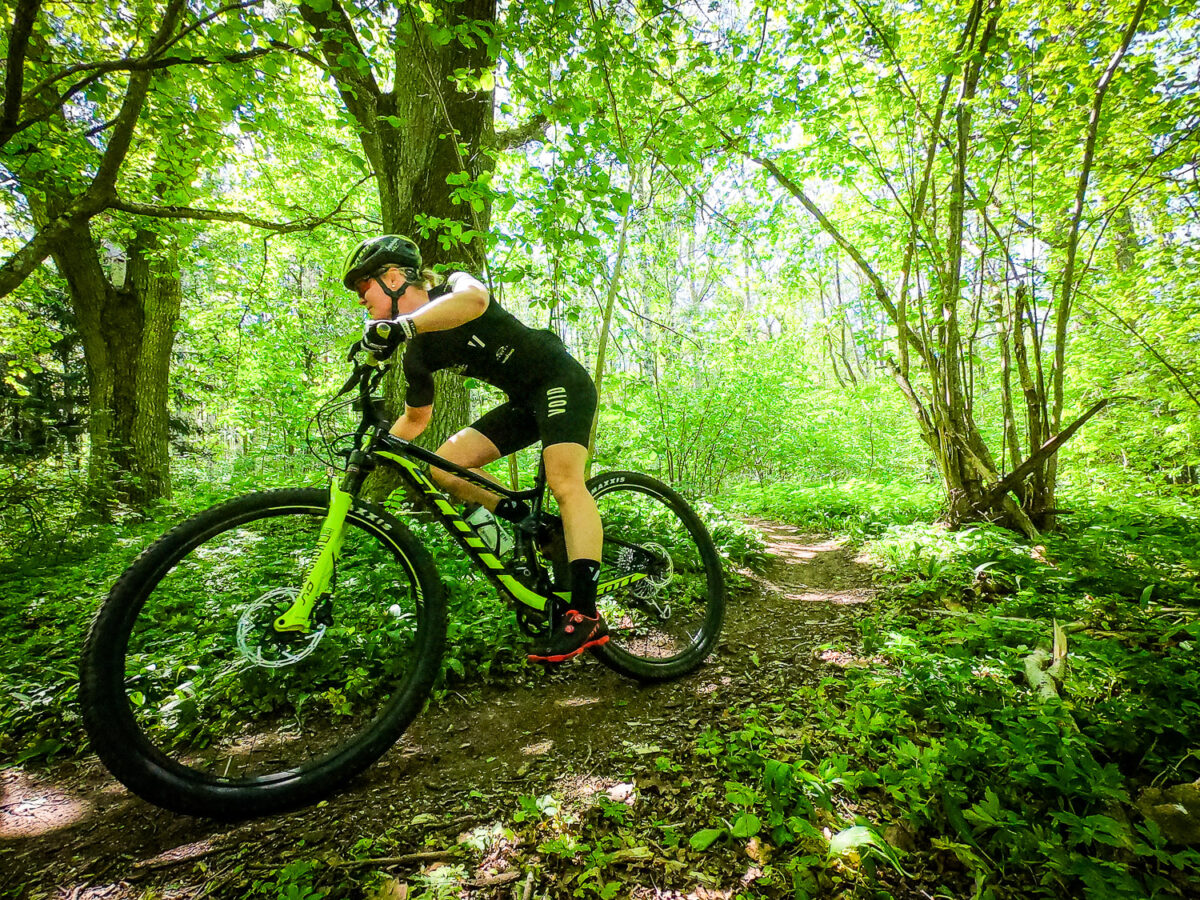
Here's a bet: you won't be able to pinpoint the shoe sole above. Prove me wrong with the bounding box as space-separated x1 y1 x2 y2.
527 634 610 664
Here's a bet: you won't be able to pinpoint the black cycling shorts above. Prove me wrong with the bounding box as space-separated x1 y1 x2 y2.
471 357 597 456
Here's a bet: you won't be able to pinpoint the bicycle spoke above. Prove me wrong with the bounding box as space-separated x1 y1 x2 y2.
589 473 724 678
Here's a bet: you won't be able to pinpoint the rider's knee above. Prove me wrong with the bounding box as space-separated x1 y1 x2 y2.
547 475 588 508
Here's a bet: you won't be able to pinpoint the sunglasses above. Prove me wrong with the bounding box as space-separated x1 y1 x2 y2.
356 267 419 298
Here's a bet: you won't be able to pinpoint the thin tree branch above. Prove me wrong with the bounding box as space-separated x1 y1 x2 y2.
3 1 270 148
1 0 42 137
750 153 930 365
297 0 383 137
984 398 1117 505
1076 291 1200 412
7 47 282 146
1053 0 1150 432
111 179 370 233
90 0 185 193
0 0 186 299
616 296 702 349
493 113 550 151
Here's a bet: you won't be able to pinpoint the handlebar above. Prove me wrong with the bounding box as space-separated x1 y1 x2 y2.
336 342 394 439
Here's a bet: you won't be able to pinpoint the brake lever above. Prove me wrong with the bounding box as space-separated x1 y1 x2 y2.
335 368 362 397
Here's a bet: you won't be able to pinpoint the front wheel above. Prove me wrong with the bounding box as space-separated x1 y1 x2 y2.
79 488 446 818
588 471 725 682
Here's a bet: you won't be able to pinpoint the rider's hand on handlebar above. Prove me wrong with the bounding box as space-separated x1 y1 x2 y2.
362 317 417 359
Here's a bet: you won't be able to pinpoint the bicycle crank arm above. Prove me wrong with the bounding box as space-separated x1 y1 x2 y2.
275 483 354 633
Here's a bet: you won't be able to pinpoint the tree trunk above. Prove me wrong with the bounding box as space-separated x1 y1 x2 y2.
387 0 494 451
124 229 181 499
587 196 633 474
38 217 180 516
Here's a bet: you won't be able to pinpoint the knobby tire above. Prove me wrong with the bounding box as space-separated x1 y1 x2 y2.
79 488 446 819
587 471 725 682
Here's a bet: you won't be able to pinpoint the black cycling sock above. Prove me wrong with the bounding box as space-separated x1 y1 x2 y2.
568 558 601 618
494 497 531 523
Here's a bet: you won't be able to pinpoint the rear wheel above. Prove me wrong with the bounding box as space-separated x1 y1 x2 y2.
588 472 724 682
79 488 445 819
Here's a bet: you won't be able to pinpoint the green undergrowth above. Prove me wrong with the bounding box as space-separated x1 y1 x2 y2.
0 483 758 766
719 478 944 538
693 493 1200 898
218 494 1200 900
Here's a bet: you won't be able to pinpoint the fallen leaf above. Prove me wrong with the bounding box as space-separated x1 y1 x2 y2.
607 782 635 804
368 877 408 900
745 836 772 864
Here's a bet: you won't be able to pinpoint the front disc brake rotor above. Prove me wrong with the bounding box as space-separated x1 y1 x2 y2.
236 587 327 668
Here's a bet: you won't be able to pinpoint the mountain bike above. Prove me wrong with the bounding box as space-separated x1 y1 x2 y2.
79 344 725 819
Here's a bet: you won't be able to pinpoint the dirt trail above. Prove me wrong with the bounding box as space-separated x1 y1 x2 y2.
1 523 877 899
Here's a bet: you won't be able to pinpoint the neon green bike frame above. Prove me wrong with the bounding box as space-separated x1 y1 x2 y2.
273 438 646 636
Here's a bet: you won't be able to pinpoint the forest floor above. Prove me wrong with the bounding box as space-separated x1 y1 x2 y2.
1 522 883 900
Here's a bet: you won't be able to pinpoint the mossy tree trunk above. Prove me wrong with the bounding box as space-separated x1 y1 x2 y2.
33 215 181 516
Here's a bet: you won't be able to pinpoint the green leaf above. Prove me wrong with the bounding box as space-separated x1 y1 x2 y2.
16 739 64 764
689 828 725 851
828 825 909 875
724 781 759 806
828 825 875 857
729 106 753 128
731 813 762 838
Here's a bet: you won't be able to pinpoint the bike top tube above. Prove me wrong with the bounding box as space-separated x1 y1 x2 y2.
372 434 544 504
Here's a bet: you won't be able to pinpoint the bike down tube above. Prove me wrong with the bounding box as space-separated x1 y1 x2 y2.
375 446 552 612
274 481 354 634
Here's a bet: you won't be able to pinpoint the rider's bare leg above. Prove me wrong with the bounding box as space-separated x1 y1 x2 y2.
428 427 505 509
542 441 602 562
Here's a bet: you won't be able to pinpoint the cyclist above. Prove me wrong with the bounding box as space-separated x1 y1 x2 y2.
342 234 608 663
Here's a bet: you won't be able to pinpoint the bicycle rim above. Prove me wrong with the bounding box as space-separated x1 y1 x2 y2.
82 489 443 817
589 472 724 681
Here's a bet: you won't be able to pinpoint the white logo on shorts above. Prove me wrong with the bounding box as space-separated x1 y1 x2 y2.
546 385 567 418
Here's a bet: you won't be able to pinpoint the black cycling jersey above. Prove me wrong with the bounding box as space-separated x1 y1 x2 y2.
402 273 597 453
402 274 574 408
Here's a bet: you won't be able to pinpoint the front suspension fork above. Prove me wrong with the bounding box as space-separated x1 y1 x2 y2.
273 480 355 634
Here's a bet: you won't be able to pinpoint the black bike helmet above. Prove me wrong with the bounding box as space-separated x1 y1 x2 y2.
341 235 422 290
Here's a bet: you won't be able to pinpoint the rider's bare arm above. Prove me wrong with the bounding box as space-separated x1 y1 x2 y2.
409 273 488 333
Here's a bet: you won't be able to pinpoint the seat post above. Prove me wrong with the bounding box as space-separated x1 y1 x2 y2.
532 456 548 517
